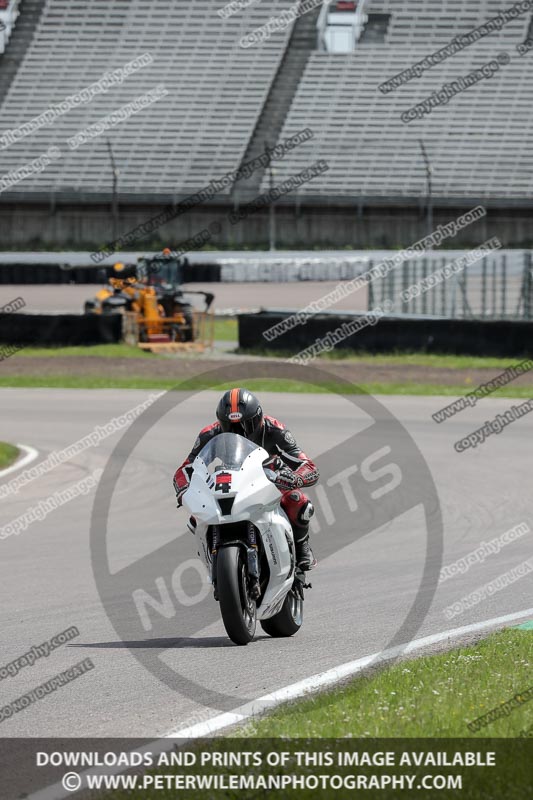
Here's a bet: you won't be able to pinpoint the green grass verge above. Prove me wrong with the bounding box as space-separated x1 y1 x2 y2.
0 441 19 470
8 326 529 370
238 629 532 738
213 317 238 342
0 375 532 397
317 352 530 368
17 343 157 359
98 630 532 800
239 348 533 370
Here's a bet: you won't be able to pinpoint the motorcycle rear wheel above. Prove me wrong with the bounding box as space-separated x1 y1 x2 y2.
260 591 303 637
217 545 257 645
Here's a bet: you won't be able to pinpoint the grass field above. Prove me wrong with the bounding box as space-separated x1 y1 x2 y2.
0 375 532 398
212 316 238 342
13 341 531 372
238 348 533 370
238 629 532 738
17 343 156 359
0 441 19 470
98 628 532 800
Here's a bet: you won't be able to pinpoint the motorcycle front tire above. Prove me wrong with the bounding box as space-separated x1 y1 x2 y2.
217 545 257 646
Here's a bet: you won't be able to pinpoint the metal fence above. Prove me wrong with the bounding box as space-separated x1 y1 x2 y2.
368 251 533 320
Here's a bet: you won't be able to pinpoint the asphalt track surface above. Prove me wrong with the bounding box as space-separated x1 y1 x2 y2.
0 387 532 743
4 282 368 314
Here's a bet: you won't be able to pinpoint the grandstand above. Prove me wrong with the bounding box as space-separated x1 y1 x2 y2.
268 0 533 201
0 0 532 247
0 0 293 196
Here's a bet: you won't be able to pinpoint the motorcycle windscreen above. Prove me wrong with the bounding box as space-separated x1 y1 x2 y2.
196 432 263 473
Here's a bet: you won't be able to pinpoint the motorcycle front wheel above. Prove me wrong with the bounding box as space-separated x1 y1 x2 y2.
217 545 257 645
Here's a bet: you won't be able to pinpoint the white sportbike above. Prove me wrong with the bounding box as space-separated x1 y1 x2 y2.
182 433 309 645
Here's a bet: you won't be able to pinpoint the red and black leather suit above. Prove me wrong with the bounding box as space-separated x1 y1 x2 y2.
173 416 319 531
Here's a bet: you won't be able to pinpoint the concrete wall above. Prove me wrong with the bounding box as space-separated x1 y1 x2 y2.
1 199 533 249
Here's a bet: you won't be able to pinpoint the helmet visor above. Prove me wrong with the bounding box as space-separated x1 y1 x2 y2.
242 413 263 442
218 418 244 434
219 415 262 440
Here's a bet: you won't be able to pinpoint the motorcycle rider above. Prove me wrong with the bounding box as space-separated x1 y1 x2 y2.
173 388 319 570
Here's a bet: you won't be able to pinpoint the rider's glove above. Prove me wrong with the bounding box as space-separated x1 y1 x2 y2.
265 455 284 472
274 466 302 492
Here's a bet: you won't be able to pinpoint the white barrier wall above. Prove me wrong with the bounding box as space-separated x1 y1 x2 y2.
216 251 526 282
218 257 370 282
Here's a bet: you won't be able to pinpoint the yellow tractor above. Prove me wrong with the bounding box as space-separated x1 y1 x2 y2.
84 253 214 352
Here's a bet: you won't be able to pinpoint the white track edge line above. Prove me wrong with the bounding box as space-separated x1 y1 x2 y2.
0 443 39 478
26 605 533 800
164 605 533 738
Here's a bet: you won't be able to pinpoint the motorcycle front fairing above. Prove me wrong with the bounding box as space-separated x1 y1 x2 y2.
182 433 295 620
185 446 281 525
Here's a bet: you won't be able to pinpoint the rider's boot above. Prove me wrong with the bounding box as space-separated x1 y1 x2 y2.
293 524 317 571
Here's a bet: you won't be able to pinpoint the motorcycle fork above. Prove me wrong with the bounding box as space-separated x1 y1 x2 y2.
247 523 261 600
211 525 220 600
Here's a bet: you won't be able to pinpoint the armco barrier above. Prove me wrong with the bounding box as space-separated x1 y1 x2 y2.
0 262 220 284
0 313 122 346
238 312 533 357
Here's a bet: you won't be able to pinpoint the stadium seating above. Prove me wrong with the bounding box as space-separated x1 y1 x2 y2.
0 0 292 196
267 0 533 199
1 0 532 201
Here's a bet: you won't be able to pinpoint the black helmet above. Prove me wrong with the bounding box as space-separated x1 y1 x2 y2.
216 388 264 443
